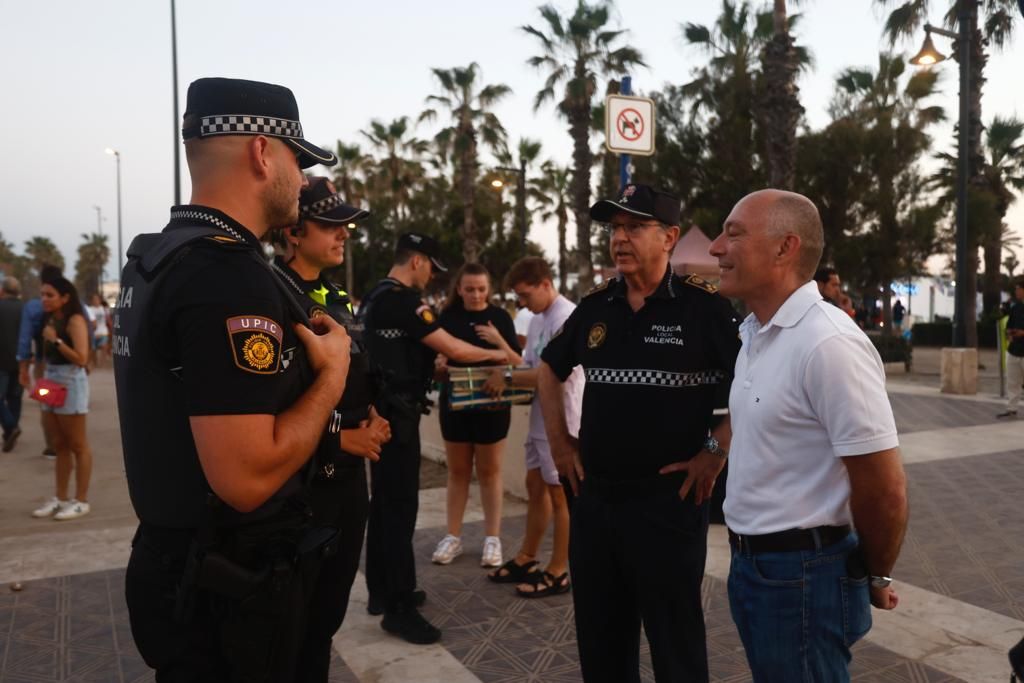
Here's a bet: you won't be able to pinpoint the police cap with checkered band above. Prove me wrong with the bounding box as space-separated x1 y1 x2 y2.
589 183 681 226
300 176 370 224
396 232 448 272
181 77 337 169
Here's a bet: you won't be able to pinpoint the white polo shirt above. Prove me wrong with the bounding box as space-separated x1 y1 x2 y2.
724 281 899 536
524 295 584 440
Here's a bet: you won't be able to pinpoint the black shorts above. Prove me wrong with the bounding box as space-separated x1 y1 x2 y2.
439 400 511 445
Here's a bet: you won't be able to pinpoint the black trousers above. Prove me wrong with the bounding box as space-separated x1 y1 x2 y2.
365 407 421 611
294 467 369 682
570 477 710 683
125 525 310 683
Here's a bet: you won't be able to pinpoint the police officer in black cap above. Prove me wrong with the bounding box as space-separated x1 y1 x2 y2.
271 175 391 681
360 234 512 644
114 77 349 681
537 184 741 682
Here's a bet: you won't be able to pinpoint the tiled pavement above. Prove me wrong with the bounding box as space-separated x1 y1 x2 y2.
1 385 1021 682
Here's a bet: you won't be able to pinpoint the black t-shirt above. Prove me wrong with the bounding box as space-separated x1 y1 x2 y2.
1008 301 1024 357
361 278 441 398
438 301 520 368
541 269 741 481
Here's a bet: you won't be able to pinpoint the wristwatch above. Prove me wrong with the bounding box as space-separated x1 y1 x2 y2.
703 435 727 459
503 366 514 385
870 575 893 589
54 338 64 346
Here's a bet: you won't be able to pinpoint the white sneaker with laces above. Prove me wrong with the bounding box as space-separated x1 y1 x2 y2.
54 500 90 521
432 534 463 565
481 536 503 568
32 497 66 518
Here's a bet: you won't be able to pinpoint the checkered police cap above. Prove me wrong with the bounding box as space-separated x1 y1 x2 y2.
299 176 370 224
181 77 337 169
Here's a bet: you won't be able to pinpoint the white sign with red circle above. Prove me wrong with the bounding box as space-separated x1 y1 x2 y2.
605 95 655 156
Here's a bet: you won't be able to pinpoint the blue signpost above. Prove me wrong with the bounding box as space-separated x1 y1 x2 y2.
619 75 632 192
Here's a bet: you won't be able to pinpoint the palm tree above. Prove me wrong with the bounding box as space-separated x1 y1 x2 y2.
496 137 545 255
360 117 429 227
979 116 1024 312
760 0 807 189
24 236 65 274
74 232 110 298
876 0 1018 343
537 161 573 294
836 53 945 334
421 63 511 263
522 0 644 294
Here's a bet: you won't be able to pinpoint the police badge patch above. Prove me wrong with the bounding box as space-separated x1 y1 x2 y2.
416 304 436 324
226 315 283 374
587 322 607 349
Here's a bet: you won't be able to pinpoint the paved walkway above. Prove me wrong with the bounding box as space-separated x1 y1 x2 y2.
0 359 1022 682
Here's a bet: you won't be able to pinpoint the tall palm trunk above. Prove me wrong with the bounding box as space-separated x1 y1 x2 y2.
760 0 802 190
569 104 593 296
557 204 569 295
960 1 986 346
459 145 479 263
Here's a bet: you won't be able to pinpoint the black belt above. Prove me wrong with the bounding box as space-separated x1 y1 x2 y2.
728 525 851 554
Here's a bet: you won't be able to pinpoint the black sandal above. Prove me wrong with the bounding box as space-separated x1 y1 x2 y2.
487 558 539 584
515 570 571 599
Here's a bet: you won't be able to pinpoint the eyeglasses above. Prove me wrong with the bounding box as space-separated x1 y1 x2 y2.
605 220 662 234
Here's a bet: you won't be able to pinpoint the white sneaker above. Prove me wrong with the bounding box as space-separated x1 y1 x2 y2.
54 500 90 521
32 497 67 518
481 536 503 568
432 534 463 565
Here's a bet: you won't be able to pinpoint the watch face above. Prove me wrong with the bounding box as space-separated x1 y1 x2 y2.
870 576 892 588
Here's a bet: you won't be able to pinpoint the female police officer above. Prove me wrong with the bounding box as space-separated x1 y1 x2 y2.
271 175 391 682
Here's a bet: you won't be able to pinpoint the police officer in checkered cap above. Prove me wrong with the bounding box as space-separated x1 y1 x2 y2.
538 183 741 682
115 77 351 680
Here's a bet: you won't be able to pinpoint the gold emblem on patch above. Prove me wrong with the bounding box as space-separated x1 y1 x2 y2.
416 304 436 324
309 306 328 320
241 333 275 370
587 323 607 349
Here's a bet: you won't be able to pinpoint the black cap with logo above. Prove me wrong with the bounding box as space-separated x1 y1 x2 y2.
181 77 337 169
396 232 448 272
300 176 370 225
589 183 681 226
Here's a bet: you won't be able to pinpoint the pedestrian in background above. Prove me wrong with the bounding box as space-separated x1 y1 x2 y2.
31 276 93 520
998 279 1024 419
0 277 24 452
17 264 62 457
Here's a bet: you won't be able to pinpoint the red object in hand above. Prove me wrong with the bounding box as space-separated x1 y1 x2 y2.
28 379 67 408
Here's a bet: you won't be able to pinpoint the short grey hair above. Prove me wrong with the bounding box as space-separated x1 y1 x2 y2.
2 276 20 296
765 193 823 280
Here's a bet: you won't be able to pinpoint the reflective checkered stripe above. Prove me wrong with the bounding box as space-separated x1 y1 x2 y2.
585 368 725 388
303 193 344 217
200 115 303 139
169 209 244 242
376 329 407 339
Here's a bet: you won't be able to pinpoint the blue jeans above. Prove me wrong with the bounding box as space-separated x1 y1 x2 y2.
727 532 871 683
0 369 22 435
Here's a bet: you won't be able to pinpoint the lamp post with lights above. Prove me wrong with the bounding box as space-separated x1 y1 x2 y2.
909 14 971 347
491 165 528 255
104 148 124 279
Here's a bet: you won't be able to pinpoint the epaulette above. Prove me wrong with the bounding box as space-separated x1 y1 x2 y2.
583 278 615 299
683 274 717 294
202 235 245 247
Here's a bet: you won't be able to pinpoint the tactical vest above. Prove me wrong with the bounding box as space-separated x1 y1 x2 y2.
114 226 311 528
358 278 435 402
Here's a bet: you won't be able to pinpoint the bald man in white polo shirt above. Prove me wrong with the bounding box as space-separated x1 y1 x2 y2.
709 190 908 682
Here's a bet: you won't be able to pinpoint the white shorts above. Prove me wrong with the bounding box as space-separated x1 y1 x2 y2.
524 437 559 486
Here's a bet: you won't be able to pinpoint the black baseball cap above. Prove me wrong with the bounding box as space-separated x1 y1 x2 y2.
397 232 448 272
300 176 370 225
590 183 681 226
181 77 337 169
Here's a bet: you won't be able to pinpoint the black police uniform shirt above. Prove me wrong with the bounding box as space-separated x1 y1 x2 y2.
117 206 312 529
361 278 440 398
1008 300 1024 357
438 301 520 368
271 256 373 470
541 268 741 481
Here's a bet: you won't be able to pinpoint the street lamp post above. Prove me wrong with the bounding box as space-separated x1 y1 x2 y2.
92 205 104 294
494 165 528 255
910 11 970 347
104 148 124 279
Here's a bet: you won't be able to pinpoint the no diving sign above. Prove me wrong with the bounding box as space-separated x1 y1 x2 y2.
605 94 655 156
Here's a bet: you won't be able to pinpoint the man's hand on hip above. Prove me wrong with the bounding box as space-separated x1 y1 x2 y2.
659 450 726 505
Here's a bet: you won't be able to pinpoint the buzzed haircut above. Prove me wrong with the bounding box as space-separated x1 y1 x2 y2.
814 267 838 284
766 194 824 280
394 248 416 267
504 257 553 290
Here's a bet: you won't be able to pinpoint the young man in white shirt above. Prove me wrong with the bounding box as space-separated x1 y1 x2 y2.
709 189 908 682
483 257 583 598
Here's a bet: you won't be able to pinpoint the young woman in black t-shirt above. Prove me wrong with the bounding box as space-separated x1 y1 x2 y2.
432 263 522 569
